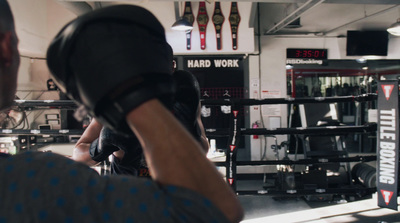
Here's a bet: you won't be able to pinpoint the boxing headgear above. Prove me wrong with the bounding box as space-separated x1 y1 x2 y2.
173 70 201 110
172 70 202 142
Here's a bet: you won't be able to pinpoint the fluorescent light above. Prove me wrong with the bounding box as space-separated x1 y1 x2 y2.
171 18 193 32
387 18 400 36
362 55 385 60
356 58 367 63
286 64 294 69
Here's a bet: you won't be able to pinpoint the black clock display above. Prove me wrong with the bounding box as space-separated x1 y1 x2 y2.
287 48 327 59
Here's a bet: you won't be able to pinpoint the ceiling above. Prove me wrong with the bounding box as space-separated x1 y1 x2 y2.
258 0 400 37
57 0 400 73
59 0 400 38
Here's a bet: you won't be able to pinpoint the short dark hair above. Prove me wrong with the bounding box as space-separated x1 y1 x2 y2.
0 0 15 33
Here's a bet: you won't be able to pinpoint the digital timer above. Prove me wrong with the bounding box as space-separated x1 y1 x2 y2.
286 48 327 59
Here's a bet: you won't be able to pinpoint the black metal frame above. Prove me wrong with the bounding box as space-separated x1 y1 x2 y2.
205 94 378 197
2 95 381 198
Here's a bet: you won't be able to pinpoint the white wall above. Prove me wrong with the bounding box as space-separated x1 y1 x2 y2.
166 2 255 55
8 0 48 58
8 0 75 90
47 0 77 42
7 0 75 129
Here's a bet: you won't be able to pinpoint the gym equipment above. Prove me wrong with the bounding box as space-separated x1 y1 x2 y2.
202 93 378 201
0 105 25 129
1 93 381 201
352 163 376 188
13 100 78 110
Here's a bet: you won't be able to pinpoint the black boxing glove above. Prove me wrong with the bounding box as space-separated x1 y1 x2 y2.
90 127 142 166
47 5 175 134
89 138 114 163
172 70 202 141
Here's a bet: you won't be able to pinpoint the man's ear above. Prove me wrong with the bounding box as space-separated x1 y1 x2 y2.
0 31 13 67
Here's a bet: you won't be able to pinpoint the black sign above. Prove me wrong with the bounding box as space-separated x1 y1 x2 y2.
377 80 399 210
287 48 327 59
185 58 242 69
183 56 244 88
183 56 245 150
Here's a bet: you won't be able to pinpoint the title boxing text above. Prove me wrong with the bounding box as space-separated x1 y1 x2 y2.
379 108 397 185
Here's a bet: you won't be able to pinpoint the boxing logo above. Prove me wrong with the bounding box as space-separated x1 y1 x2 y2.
381 190 394 205
233 110 239 118
381 85 394 101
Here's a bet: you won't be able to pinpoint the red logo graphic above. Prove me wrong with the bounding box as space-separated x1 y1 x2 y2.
381 85 394 101
228 178 234 185
233 110 239 117
230 145 236 152
381 190 394 205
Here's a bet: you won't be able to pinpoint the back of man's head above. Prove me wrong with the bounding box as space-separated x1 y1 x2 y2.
0 0 18 112
0 0 15 33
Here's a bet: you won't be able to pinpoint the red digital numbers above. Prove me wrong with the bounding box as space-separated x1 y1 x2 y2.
295 50 301 57
287 49 327 59
302 50 316 58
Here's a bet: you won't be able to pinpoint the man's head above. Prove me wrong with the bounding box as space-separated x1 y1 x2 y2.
0 0 19 111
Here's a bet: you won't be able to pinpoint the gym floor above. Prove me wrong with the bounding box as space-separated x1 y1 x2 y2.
237 180 400 223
